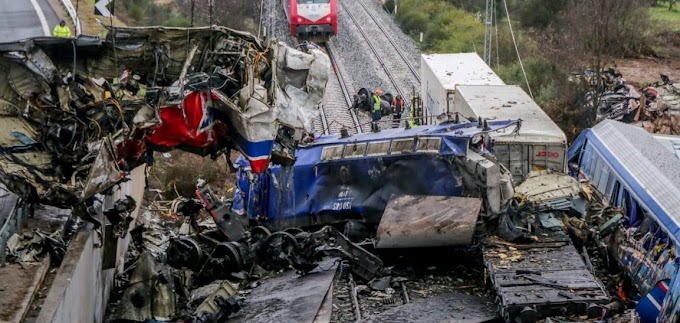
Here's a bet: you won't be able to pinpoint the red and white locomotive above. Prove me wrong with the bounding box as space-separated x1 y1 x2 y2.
286 0 337 42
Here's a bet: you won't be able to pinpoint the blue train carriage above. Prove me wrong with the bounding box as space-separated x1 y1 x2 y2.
568 120 680 322
233 119 520 234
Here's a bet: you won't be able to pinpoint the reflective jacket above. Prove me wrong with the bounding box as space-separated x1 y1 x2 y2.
373 95 381 112
53 25 71 38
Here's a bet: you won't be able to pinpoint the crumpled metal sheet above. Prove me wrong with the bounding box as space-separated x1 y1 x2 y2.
375 195 482 248
81 137 123 199
275 44 329 132
514 171 581 207
112 252 177 322
0 26 330 206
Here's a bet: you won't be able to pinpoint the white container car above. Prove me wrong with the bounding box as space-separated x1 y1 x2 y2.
420 52 504 123
453 84 567 183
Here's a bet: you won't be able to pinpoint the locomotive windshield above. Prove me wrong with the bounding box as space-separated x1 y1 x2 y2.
297 0 331 3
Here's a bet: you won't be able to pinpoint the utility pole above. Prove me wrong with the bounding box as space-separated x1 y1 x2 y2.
190 0 195 27
483 0 493 65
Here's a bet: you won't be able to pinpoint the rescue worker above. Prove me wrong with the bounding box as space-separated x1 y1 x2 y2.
371 89 382 132
52 20 71 38
391 95 405 128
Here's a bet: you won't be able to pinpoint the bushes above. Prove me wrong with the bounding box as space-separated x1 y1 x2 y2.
163 17 192 27
496 58 564 106
395 0 485 52
514 0 568 30
398 11 429 36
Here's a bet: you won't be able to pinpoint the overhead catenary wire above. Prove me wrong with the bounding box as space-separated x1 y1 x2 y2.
502 0 533 99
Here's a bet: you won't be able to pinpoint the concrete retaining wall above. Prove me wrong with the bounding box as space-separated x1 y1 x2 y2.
36 166 145 323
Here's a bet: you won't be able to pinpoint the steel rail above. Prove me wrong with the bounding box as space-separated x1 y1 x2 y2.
338 0 407 99
352 0 420 82
324 42 363 134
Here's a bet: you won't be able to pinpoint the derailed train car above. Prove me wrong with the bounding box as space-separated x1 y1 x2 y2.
233 119 520 241
568 120 680 322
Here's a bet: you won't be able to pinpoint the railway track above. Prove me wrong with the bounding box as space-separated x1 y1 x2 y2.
261 0 363 135
352 0 420 84
338 0 419 99
317 43 363 135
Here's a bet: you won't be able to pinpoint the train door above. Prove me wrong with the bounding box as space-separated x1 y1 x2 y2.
529 143 566 173
491 143 525 183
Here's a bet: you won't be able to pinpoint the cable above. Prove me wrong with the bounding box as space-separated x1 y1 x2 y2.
494 1 500 70
502 0 533 99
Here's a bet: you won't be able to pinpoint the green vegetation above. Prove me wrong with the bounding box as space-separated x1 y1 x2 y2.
117 0 182 26
395 0 484 52
114 0 258 33
392 0 660 138
650 1 680 31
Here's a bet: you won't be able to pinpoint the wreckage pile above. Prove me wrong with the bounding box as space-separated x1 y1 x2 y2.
101 170 649 323
582 70 680 134
0 26 328 213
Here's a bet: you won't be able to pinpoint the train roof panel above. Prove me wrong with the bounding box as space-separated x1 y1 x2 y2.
306 119 519 147
421 53 504 90
590 120 680 238
652 134 680 159
456 85 566 140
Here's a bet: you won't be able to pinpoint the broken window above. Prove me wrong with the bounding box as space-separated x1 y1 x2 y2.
598 165 610 194
591 156 602 187
343 143 367 158
321 145 344 161
604 171 616 203
615 183 625 208
580 143 594 176
610 180 622 206
365 141 390 157
415 137 441 153
390 138 414 154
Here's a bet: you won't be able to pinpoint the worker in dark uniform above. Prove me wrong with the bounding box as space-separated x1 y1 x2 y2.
371 89 382 132
391 95 405 128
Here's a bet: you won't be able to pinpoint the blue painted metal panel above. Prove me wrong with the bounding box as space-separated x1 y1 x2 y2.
569 122 680 322
585 131 680 244
233 120 520 227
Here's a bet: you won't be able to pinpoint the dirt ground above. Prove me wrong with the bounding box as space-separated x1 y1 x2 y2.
0 262 43 320
612 30 680 87
614 56 680 87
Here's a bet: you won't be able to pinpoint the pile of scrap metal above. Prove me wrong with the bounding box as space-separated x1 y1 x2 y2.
110 185 384 322
585 198 678 323
483 171 613 322
579 70 680 135
0 26 329 222
5 229 66 264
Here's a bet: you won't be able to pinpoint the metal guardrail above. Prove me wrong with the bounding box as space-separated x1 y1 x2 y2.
0 199 29 266
61 0 82 35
